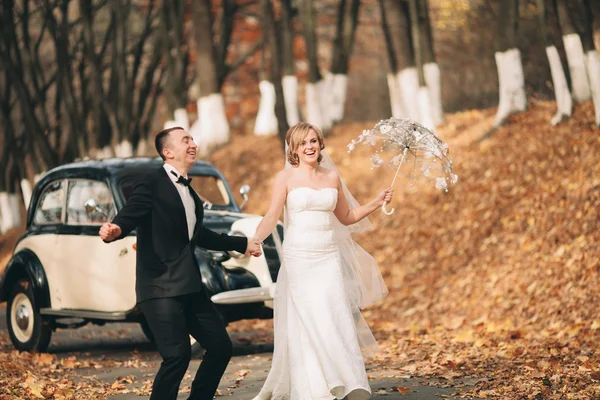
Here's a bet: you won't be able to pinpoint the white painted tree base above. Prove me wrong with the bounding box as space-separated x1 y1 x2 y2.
494 48 527 127
586 50 600 127
563 34 591 104
163 108 190 131
0 192 15 234
397 68 420 121
424 62 444 124
9 193 20 229
190 94 230 156
417 86 437 133
330 73 348 123
317 77 333 130
115 140 133 158
546 45 572 125
96 146 114 159
282 75 300 127
254 80 278 136
136 138 149 157
21 179 33 210
305 83 324 130
387 73 404 118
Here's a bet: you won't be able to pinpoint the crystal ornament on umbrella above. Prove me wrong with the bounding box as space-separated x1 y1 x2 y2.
348 117 458 215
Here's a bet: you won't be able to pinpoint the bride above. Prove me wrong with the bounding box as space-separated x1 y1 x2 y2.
251 122 392 400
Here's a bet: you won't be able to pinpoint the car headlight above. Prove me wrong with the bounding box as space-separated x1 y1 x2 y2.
228 230 249 258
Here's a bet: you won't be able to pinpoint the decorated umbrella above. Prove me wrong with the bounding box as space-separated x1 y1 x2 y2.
348 117 458 215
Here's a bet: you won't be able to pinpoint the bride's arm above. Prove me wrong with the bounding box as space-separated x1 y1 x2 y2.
252 171 288 242
334 174 394 225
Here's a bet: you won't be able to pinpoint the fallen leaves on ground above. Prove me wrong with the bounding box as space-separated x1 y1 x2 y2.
216 100 600 399
0 337 151 398
391 385 411 394
1 100 599 399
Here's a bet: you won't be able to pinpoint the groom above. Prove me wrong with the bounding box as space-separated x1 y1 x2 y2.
99 126 262 400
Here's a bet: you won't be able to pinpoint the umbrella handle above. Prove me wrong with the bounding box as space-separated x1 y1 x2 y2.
381 147 407 216
381 201 395 215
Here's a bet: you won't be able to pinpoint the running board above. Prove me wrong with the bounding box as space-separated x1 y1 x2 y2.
40 308 127 321
211 287 273 305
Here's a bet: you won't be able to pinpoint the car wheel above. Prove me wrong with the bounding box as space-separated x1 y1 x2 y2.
7 279 52 352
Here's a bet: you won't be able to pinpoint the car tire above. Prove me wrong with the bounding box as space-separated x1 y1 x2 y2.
7 279 52 352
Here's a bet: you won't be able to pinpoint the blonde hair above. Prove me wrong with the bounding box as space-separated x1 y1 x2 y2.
285 122 325 167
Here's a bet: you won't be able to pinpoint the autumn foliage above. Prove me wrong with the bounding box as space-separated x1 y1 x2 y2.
1 100 599 398
220 100 600 399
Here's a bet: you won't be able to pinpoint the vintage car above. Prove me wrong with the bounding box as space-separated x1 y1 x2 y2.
0 157 283 355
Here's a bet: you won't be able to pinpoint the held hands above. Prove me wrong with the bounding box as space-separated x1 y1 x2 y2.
375 187 394 206
99 222 122 242
245 237 263 257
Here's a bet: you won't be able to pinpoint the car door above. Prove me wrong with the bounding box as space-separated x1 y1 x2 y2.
52 178 137 312
14 179 65 305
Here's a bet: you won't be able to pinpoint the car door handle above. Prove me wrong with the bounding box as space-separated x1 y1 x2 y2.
119 248 128 257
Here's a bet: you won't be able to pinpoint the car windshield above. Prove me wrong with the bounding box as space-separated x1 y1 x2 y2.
118 173 236 211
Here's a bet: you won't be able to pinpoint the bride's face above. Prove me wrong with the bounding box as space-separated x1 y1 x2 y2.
297 129 321 165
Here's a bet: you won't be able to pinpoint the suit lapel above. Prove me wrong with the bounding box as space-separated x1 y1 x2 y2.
158 168 188 240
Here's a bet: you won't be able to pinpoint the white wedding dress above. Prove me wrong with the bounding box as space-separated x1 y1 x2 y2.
254 187 385 400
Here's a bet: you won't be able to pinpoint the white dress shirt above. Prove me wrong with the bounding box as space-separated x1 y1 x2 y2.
163 164 197 240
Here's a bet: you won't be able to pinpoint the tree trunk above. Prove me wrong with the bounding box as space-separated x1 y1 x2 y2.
190 0 230 155
379 0 402 118
0 125 20 233
0 84 16 232
161 0 190 130
81 0 108 156
255 0 289 142
299 0 325 130
254 79 279 136
418 0 443 124
327 0 360 124
409 0 435 131
493 0 526 127
537 0 572 125
1 0 57 169
280 0 300 127
556 0 592 103
575 0 600 126
380 0 419 120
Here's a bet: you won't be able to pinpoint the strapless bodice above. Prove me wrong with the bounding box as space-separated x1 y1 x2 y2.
286 187 338 231
284 187 338 249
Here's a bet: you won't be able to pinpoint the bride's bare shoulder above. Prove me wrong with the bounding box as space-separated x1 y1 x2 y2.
279 168 295 178
318 166 339 179
275 168 294 184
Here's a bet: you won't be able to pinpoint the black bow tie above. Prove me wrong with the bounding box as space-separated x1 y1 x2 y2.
171 171 192 187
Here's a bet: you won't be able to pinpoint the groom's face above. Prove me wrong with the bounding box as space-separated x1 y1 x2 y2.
164 129 197 167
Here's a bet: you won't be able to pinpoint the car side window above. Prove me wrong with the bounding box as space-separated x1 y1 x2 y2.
34 180 66 225
189 176 230 206
66 180 116 225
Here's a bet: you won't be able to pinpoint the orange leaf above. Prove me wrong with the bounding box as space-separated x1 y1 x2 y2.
391 386 411 395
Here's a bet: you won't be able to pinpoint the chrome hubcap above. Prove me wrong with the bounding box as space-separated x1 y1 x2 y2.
16 304 30 330
11 293 34 343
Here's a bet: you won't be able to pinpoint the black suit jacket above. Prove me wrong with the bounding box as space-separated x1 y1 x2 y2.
111 167 248 302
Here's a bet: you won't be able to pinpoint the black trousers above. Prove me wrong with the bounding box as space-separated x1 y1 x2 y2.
139 292 233 400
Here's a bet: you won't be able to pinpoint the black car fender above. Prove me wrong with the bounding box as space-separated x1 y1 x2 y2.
194 248 225 297
195 248 262 298
0 249 51 308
